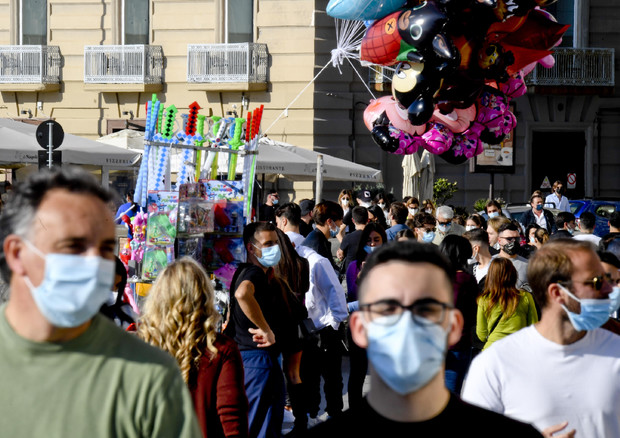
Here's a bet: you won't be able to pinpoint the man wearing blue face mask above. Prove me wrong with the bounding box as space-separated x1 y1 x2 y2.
307 241 541 436
432 205 465 245
519 193 556 235
302 201 344 273
463 239 620 438
0 168 201 437
226 221 292 438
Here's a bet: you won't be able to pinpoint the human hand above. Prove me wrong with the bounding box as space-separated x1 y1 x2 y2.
337 249 344 260
542 421 576 438
248 327 276 347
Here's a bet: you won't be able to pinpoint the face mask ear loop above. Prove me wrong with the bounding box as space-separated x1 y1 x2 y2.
22 238 45 259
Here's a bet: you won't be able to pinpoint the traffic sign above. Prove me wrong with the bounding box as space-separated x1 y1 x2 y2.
38 150 62 169
567 173 576 189
540 176 551 189
36 120 64 150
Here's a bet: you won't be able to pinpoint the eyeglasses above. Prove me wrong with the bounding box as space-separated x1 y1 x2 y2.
437 221 451 226
359 298 453 326
560 274 613 291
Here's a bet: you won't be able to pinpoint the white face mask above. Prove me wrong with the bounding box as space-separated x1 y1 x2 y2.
465 225 476 232
408 208 419 216
378 203 386 209
341 198 350 207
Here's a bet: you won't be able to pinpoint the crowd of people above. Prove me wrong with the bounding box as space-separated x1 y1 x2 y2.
1 168 620 438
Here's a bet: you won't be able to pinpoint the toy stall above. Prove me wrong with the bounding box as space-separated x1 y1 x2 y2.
118 94 264 316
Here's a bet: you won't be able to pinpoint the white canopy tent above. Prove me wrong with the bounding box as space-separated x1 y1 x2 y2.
97 131 382 199
0 119 142 168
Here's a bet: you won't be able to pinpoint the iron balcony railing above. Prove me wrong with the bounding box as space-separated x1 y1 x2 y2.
187 43 268 83
0 45 61 84
526 47 615 87
84 45 163 84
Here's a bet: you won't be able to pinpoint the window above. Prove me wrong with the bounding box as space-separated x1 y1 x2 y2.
226 0 253 43
20 0 47 45
546 2 574 47
122 0 149 45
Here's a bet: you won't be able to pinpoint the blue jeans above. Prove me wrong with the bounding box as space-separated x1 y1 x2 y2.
241 349 285 438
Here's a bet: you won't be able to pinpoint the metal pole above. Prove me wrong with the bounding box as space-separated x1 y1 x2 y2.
489 172 494 200
315 154 323 202
47 121 53 169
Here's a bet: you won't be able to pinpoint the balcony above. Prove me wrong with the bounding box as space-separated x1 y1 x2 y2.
368 65 393 92
187 43 268 91
526 47 615 91
0 45 61 92
84 45 163 92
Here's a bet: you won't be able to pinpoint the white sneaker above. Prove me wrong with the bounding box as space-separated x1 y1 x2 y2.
307 414 321 428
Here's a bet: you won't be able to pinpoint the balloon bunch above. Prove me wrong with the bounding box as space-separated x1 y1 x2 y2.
327 0 568 164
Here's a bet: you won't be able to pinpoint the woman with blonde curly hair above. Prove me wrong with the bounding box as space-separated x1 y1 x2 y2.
139 257 248 438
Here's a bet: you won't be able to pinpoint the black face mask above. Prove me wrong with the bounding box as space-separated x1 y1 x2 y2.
502 241 519 256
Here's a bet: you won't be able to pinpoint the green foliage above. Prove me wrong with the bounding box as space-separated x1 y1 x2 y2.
474 198 488 213
433 178 458 206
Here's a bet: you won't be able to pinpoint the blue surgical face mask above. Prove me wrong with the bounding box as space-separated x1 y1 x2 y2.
253 243 281 268
438 223 451 233
364 245 375 254
272 199 279 205
488 211 499 218
363 311 450 395
567 226 575 235
422 231 435 243
23 240 115 328
559 284 616 331
535 204 543 211
330 224 340 238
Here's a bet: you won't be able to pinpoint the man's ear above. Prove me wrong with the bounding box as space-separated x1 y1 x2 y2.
447 309 464 348
4 235 26 276
350 311 368 349
548 283 565 305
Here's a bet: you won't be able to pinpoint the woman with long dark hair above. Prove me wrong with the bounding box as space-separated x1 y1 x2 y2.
439 235 479 394
345 222 387 410
476 258 538 350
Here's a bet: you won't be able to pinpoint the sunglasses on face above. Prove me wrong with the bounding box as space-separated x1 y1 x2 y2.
562 274 613 291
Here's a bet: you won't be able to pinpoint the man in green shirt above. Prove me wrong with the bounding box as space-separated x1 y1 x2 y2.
0 167 201 437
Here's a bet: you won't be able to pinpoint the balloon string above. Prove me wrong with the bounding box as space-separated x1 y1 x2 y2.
347 57 377 100
263 60 331 135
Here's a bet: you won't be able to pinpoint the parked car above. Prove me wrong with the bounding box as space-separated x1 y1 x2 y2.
570 199 620 237
505 204 561 225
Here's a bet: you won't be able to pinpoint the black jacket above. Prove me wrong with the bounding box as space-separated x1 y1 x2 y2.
520 208 556 234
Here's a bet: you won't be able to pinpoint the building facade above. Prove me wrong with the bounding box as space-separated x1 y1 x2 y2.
0 0 617 208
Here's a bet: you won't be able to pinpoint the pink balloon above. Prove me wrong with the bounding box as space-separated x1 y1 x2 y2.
430 105 476 134
500 72 527 99
422 122 454 155
453 123 484 159
364 96 426 135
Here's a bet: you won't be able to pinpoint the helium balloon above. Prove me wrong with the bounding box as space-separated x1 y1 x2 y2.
430 105 476 134
422 122 454 155
326 0 406 20
392 62 440 125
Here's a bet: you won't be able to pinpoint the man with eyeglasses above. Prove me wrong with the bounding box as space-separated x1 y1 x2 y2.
0 168 200 437
496 222 530 291
463 239 620 437
432 205 465 245
307 241 542 436
412 211 437 244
